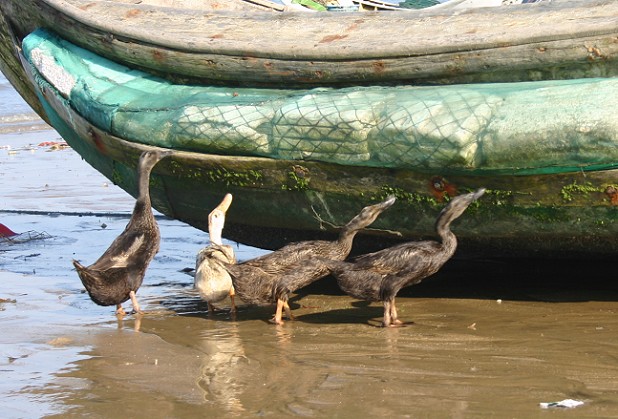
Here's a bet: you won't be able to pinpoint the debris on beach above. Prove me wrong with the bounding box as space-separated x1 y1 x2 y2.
39 141 69 151
0 224 52 244
539 399 584 409
0 223 17 237
0 298 17 304
0 141 69 154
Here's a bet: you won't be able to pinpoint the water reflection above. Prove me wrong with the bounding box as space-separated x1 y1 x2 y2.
274 324 293 346
196 322 247 415
115 312 142 332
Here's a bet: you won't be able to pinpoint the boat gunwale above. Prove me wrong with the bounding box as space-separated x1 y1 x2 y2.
33 0 618 60
3 0 618 87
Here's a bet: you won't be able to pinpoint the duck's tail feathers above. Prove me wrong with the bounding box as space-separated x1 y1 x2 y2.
72 259 86 272
72 259 103 290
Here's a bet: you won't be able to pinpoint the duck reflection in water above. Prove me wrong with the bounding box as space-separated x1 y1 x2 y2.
322 189 485 327
224 196 396 325
73 150 173 316
196 322 247 415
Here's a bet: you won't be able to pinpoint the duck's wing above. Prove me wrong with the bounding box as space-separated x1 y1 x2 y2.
224 263 277 305
241 240 323 273
272 257 332 299
91 231 151 270
325 259 384 302
353 241 439 273
376 243 443 299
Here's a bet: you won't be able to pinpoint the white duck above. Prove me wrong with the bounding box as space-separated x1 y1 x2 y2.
194 193 237 312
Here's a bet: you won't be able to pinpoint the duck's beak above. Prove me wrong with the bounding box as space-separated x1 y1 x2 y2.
214 193 233 213
380 195 397 209
471 188 486 201
158 149 175 159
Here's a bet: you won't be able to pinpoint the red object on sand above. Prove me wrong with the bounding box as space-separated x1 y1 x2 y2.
0 223 18 237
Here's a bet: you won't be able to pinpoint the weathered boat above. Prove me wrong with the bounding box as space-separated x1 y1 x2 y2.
1 0 617 257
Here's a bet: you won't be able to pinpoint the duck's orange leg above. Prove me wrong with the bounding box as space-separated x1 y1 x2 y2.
270 299 285 325
382 298 403 327
389 298 403 326
229 286 237 313
382 300 392 327
129 290 143 314
283 300 294 320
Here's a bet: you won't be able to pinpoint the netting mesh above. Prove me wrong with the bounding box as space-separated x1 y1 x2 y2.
23 29 618 175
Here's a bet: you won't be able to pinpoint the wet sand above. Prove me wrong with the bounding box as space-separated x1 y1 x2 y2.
2 85 618 418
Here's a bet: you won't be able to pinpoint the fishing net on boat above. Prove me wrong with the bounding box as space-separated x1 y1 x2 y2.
22 29 618 176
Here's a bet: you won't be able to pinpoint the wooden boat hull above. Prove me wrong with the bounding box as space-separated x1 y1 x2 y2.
2 0 618 88
2 0 618 257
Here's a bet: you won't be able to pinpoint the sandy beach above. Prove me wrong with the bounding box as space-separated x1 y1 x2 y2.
2 72 618 418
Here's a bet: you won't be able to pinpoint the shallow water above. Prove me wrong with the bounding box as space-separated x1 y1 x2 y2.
2 74 618 418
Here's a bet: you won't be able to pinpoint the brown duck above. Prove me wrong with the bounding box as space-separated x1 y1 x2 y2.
73 150 172 315
323 189 485 327
224 196 396 324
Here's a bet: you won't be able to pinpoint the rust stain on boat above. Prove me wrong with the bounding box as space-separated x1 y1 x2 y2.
345 20 363 31
319 34 348 44
87 128 107 154
605 186 618 205
152 50 165 62
262 61 295 77
373 61 385 74
79 3 97 10
586 45 606 61
125 9 142 18
430 176 457 201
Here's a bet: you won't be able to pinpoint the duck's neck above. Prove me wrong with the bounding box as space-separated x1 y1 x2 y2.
133 163 157 218
209 227 223 246
436 217 457 256
337 225 361 253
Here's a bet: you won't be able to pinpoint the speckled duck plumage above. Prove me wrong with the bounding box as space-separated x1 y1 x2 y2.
224 196 396 324
324 189 485 327
73 150 172 315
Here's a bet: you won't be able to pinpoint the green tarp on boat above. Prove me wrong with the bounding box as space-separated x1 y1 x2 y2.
23 29 618 177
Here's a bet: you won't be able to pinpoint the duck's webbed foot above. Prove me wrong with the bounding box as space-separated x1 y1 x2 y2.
268 317 284 325
382 298 403 327
389 299 403 326
116 304 126 316
269 299 286 325
129 290 143 315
